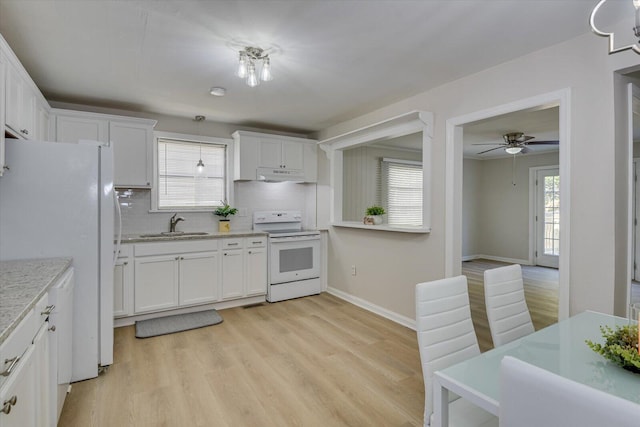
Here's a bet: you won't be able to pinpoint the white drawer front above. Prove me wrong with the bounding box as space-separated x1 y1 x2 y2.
221 238 244 250
246 236 267 248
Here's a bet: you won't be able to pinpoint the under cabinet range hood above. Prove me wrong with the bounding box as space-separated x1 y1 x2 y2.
256 167 305 182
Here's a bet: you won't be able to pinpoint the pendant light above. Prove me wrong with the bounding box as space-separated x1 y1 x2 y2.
194 115 205 176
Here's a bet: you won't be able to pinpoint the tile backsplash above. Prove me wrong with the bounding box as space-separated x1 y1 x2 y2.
117 181 317 235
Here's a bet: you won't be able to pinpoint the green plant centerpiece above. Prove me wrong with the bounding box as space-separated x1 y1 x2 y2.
585 323 640 373
213 202 238 232
364 205 385 225
213 203 238 218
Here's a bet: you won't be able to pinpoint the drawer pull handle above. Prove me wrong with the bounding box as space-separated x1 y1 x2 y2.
41 305 55 316
1 357 20 377
1 395 17 414
252 241 262 244
227 243 238 246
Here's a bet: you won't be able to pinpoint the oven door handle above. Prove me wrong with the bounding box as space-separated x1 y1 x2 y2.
270 235 321 243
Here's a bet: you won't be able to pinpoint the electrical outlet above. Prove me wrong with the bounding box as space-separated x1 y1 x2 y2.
351 265 356 276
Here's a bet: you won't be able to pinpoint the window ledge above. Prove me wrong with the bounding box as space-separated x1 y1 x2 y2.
331 221 431 234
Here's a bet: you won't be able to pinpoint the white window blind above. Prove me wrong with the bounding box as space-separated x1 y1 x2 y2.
157 138 226 209
382 158 423 226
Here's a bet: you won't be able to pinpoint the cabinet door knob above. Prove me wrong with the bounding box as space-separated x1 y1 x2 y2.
1 396 17 414
41 305 55 316
0 356 20 377
49 325 56 332
248 251 252 254
20 129 29 135
175 257 179 260
123 261 128 265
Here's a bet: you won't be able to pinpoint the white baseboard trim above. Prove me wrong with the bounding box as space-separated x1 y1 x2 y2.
326 287 416 331
462 254 531 265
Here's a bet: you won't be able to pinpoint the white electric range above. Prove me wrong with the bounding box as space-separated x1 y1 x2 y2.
253 211 321 302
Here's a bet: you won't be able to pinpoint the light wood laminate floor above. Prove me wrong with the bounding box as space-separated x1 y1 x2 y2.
463 259 559 352
59 264 558 426
59 293 425 427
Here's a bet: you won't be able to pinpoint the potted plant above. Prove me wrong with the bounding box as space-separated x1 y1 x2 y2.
214 202 238 232
364 205 385 225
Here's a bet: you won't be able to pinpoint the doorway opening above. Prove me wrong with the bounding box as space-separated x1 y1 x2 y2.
446 89 571 321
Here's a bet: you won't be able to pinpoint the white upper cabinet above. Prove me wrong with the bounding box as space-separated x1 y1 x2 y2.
55 114 108 143
109 120 153 188
0 51 6 177
52 109 156 188
232 130 318 182
1 41 48 142
5 60 33 138
0 33 51 178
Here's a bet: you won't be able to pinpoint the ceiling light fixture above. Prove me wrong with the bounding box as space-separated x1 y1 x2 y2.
210 87 226 97
505 146 523 155
237 47 273 87
590 0 640 54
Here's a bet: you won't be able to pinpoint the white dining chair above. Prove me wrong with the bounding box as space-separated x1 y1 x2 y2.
416 276 498 427
500 356 640 427
483 264 534 347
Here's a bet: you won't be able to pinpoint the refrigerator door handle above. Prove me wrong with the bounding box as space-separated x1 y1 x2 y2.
113 191 122 267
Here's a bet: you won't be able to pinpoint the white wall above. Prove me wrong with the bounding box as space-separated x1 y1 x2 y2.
317 20 640 321
462 158 481 257
463 152 559 262
118 182 317 235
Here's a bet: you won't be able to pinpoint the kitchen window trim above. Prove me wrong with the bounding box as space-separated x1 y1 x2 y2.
149 131 235 213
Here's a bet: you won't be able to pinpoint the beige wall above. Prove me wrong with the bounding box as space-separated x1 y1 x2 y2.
318 19 640 321
463 152 559 261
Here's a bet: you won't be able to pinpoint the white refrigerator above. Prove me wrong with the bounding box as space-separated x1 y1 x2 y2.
0 138 114 382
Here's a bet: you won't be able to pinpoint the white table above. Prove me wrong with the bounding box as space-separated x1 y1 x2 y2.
433 311 640 427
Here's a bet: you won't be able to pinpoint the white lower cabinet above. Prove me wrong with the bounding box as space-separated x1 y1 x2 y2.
32 325 50 427
221 236 267 301
246 246 268 296
0 273 70 427
0 341 36 427
113 256 133 318
134 255 179 314
221 248 244 299
133 240 221 315
121 236 267 320
179 252 219 306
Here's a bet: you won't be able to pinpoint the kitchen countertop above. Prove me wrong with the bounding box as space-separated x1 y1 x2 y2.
119 230 268 243
0 257 72 346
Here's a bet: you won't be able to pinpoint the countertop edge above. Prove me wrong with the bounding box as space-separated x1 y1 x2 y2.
0 258 72 346
119 230 268 243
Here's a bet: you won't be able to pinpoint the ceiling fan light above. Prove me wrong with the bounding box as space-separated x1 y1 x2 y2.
505 146 523 155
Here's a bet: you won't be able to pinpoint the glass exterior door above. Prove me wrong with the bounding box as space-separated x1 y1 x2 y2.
536 168 559 268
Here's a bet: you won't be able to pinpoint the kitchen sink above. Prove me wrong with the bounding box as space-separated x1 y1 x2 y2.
139 231 209 238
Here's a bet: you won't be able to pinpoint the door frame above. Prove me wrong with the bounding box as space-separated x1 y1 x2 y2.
626 83 640 315
529 166 560 268
445 88 571 320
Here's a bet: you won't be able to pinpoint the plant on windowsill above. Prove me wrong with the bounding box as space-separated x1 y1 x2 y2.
214 202 238 232
585 323 640 373
364 205 385 225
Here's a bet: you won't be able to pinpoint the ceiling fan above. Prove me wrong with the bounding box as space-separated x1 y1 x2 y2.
474 132 559 155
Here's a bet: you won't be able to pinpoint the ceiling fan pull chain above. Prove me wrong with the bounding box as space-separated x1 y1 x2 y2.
512 154 517 186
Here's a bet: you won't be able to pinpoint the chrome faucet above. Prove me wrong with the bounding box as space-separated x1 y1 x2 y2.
169 213 185 232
